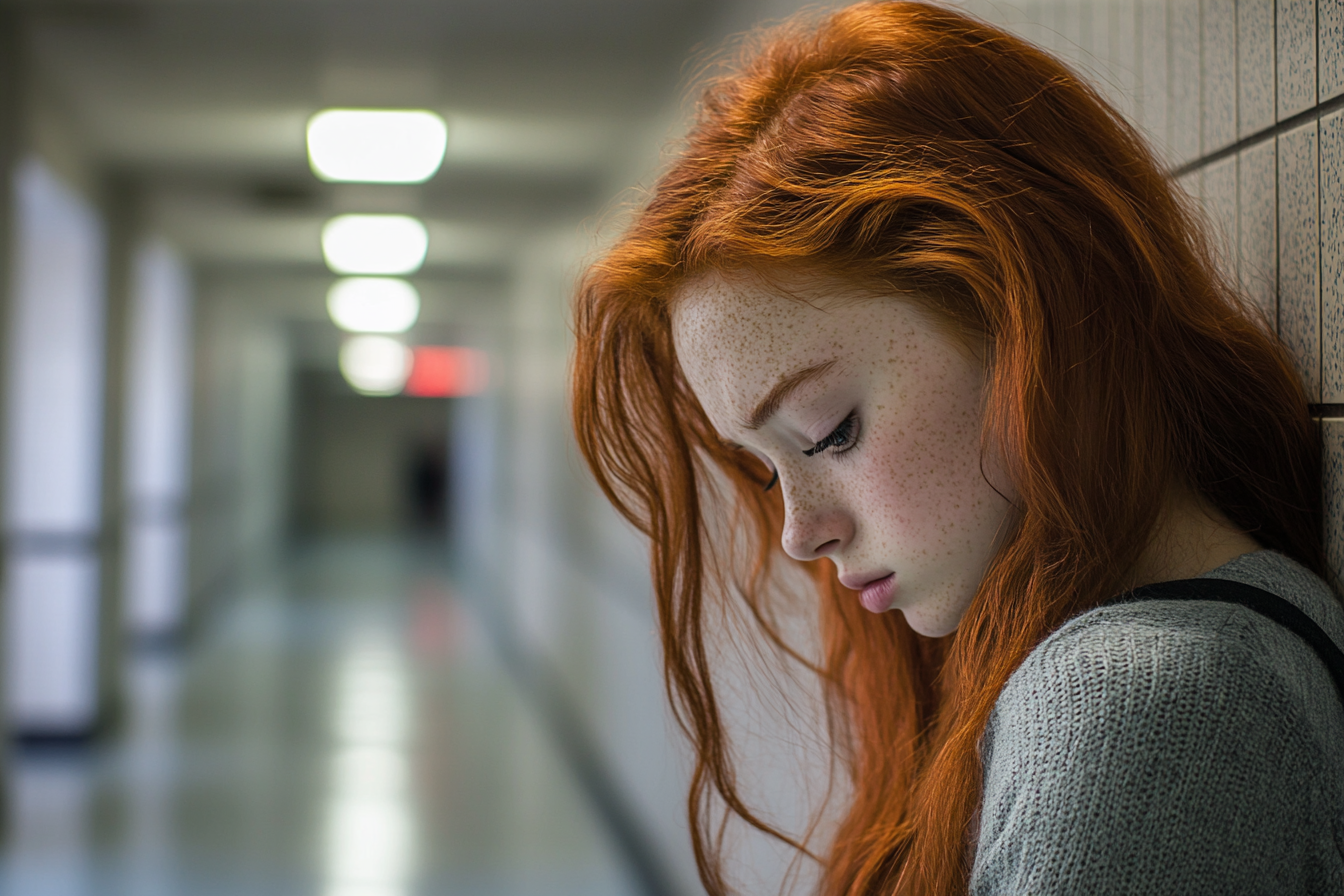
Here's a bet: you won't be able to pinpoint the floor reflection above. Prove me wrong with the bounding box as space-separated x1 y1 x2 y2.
0 537 638 896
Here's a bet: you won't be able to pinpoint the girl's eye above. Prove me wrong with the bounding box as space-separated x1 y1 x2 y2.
763 467 779 492
803 411 859 457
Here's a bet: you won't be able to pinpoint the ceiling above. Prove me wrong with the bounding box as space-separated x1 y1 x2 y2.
6 0 757 277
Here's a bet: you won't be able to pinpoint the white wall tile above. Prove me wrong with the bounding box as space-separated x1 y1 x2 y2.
1177 167 1203 203
1322 0 1344 101
1170 0 1203 162
1081 0 1139 119
1237 0 1276 137
1029 8 1053 57
1077 0 1100 58
1239 138 1278 327
1277 0 1318 118
1278 121 1321 400
1322 111 1344 401
1084 2 1113 91
1139 0 1173 161
1202 155 1240 281
1054 1 1075 51
1202 0 1238 151
1323 419 1344 579
1108 0 1140 121
1057 0 1084 59
1009 3 1045 54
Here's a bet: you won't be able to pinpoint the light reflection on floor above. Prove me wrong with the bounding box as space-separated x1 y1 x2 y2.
0 537 639 896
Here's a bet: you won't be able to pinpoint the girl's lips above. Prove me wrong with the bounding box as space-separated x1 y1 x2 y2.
859 573 897 613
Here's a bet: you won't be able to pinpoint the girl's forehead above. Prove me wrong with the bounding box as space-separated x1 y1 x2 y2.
674 272 850 336
670 271 901 356
671 276 846 424
671 272 985 376
672 276 836 370
675 275 783 330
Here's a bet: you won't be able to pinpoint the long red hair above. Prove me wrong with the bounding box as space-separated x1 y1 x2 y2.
570 3 1326 894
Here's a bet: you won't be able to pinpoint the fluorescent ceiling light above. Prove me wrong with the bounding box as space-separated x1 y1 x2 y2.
339 336 411 396
322 214 428 275
307 109 448 183
327 278 420 334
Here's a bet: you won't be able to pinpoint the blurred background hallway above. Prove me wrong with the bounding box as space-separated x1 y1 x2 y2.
0 0 1337 894
3 536 641 896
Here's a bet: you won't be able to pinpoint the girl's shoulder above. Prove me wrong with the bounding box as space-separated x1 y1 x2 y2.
971 550 1344 896
1003 549 1344 736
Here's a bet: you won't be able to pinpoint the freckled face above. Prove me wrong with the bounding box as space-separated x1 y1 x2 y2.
671 273 1015 637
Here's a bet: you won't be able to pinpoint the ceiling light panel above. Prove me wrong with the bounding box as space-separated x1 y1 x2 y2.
339 336 412 396
308 109 448 184
322 214 428 275
327 278 420 334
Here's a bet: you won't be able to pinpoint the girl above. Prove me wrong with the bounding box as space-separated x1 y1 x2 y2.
570 3 1344 894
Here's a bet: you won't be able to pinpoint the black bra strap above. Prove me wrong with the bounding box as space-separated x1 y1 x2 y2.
1106 577 1344 707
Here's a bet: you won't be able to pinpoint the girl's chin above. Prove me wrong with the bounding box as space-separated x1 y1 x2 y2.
900 604 967 638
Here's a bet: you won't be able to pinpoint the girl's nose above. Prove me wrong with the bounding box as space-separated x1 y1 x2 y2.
779 490 853 561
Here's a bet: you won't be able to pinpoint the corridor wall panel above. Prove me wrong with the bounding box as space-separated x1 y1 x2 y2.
1278 0 1317 119
1138 0 1170 154
1170 0 1203 163
1326 420 1344 580
3 156 107 736
1202 155 1239 282
5 159 105 531
1239 138 1279 326
1104 0 1139 122
1203 0 1237 154
5 555 100 729
1239 0 1277 138
1324 111 1344 403
1278 120 1322 401
122 239 192 640
1323 0 1344 101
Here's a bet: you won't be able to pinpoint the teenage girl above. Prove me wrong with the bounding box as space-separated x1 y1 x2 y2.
571 4 1344 893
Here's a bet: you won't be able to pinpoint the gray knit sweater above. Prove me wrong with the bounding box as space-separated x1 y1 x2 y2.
970 550 1344 895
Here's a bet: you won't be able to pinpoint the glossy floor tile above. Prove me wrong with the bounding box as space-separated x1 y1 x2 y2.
0 537 640 896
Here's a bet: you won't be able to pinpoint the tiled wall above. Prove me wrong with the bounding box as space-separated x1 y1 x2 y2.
960 0 1344 577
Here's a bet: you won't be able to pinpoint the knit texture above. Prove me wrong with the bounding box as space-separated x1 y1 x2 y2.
970 550 1344 895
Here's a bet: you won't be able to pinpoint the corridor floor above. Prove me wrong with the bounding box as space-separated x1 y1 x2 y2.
0 537 639 896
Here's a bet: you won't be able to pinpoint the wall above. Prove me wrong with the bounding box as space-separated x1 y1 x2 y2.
953 0 1343 571
185 276 292 618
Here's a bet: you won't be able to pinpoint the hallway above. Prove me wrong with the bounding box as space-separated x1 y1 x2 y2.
0 1 1339 894
0 538 637 896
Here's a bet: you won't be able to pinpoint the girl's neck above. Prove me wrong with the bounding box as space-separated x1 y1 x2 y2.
1121 487 1264 591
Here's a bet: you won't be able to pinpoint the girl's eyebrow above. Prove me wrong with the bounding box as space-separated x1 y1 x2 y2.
743 359 838 430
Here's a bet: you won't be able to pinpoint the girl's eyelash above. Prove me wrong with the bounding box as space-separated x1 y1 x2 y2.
804 411 860 457
756 412 858 491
